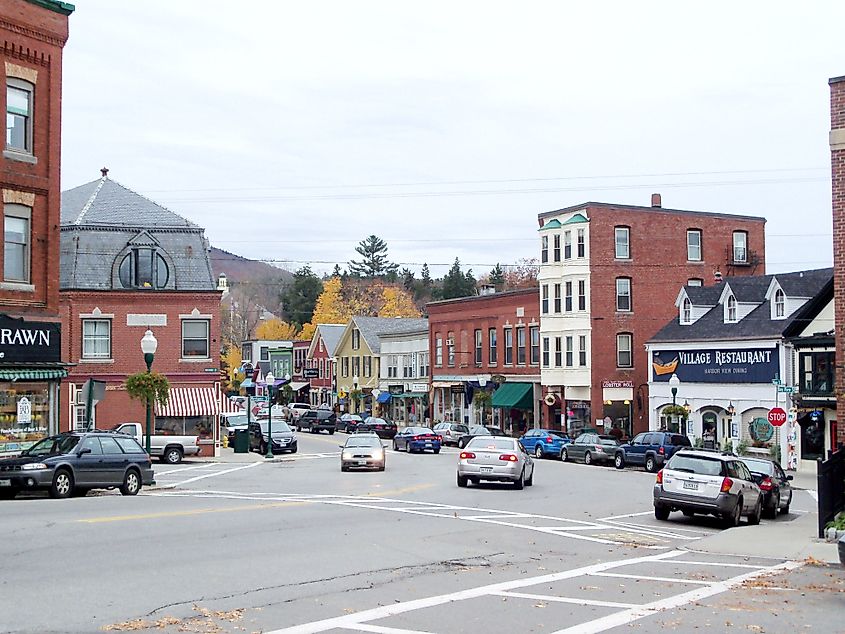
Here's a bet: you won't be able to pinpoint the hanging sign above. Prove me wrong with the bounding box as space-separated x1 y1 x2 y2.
17 397 31 425
651 346 778 383
0 315 61 363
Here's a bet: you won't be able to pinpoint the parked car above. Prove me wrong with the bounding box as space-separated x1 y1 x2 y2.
433 422 470 446
653 449 763 527
0 431 154 499
457 436 534 489
519 428 571 459
561 433 619 465
285 402 312 421
358 417 397 439
738 456 793 517
221 412 250 446
297 410 337 434
339 414 364 433
457 425 508 449
111 422 200 464
613 431 692 472
392 427 442 453
248 420 297 454
340 433 385 471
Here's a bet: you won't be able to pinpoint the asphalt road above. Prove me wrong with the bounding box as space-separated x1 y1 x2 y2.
0 432 833 634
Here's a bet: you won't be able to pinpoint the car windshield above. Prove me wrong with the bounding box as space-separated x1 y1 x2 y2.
667 454 725 476
670 434 691 446
547 431 569 439
599 438 619 446
225 415 248 425
259 422 291 433
405 427 430 434
346 437 381 448
23 435 80 457
467 437 515 451
740 458 774 475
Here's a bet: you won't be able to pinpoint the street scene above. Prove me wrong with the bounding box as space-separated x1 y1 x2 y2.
2 2 845 634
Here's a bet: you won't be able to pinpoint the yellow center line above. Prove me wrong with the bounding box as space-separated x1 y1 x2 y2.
77 500 309 524
365 483 434 497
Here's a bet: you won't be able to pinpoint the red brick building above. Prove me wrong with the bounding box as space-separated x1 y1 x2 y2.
831 75 845 448
305 324 344 408
538 195 766 437
427 288 541 433
0 1 72 455
59 172 224 454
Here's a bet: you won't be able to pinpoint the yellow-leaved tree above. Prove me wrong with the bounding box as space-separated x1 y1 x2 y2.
254 318 300 341
379 285 421 318
221 346 243 390
308 277 353 325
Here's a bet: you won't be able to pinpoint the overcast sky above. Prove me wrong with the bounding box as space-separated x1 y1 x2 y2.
60 1 844 278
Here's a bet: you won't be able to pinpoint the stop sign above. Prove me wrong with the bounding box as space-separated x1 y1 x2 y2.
768 407 787 427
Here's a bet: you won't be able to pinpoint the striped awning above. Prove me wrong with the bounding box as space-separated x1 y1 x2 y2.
156 387 221 417
219 392 243 414
0 368 67 380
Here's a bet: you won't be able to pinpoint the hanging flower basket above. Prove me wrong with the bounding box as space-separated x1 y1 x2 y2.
662 404 689 419
125 371 170 407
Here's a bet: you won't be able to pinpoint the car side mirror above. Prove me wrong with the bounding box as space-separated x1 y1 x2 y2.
77 447 92 456
338 445 345 449
786 475 793 481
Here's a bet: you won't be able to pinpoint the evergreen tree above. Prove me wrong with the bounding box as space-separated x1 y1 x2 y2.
489 263 505 289
420 263 432 288
280 266 323 327
347 235 399 278
441 258 477 299
400 267 415 291
332 264 343 277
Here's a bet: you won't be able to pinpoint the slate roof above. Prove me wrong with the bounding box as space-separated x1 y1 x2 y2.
318 324 346 357
60 176 215 291
353 317 429 354
683 285 721 305
651 268 833 343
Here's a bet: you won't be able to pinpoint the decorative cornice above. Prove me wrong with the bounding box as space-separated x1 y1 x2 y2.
1 19 66 50
60 224 205 236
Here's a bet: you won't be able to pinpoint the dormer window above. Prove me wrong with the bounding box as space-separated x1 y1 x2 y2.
774 288 785 318
726 295 737 322
681 297 692 324
118 248 169 289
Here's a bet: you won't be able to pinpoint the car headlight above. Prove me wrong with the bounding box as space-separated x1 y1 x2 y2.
22 462 48 470
342 452 353 460
373 450 384 460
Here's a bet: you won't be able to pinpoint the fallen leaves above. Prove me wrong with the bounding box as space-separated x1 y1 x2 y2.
101 606 244 633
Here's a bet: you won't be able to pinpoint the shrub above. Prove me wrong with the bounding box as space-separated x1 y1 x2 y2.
735 439 749 456
722 439 734 454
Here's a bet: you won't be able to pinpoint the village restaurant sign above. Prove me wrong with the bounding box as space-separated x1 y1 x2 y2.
652 346 778 384
0 315 61 363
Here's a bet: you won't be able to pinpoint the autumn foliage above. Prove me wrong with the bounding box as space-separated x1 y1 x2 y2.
304 277 420 333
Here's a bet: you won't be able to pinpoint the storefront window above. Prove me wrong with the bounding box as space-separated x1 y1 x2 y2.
0 382 50 453
799 412 825 461
155 416 214 440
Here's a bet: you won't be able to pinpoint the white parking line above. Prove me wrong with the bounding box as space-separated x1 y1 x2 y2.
493 591 640 609
806 490 819 502
155 462 263 488
590 571 713 585
155 464 220 476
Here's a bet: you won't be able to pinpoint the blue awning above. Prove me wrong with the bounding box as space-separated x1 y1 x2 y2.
376 392 392 403
240 379 255 388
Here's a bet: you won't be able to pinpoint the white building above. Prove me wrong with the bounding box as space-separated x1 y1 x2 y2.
377 324 429 424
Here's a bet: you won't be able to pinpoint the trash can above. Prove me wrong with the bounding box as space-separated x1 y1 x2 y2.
233 429 250 453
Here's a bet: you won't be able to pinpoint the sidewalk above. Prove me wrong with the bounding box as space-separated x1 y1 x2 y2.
788 469 817 492
688 509 839 563
183 447 265 463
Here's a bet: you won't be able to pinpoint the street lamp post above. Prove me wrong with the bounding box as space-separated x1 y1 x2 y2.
264 372 275 459
140 330 158 456
669 373 680 407
352 375 359 414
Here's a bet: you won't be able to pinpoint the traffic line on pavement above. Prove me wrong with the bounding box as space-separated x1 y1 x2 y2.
155 461 263 489
155 464 221 476
76 500 311 523
343 624 435 634
492 591 640 610
590 571 712 585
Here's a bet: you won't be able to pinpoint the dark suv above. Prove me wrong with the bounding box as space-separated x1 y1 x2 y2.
0 431 154 499
614 431 692 472
297 409 337 434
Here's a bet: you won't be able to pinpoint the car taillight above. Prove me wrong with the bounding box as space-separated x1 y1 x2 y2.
436 435 443 442
413 435 421 441
545 436 553 443
658 446 665 455
499 454 518 462
459 451 476 460
594 445 604 452
720 477 733 493
656 469 663 485
759 476 773 492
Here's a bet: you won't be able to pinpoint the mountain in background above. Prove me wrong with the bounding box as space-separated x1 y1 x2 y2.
209 246 293 285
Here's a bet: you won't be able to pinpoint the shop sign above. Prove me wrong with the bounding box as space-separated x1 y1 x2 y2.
602 380 633 388
16 397 31 425
411 383 428 393
490 374 507 383
450 384 466 394
388 384 404 395
567 400 590 409
651 346 778 383
749 417 774 443
0 315 61 363
303 368 319 378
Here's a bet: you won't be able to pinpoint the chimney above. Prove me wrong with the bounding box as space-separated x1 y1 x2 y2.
651 193 662 208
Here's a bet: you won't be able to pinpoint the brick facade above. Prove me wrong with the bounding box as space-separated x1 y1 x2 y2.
831 75 845 447
59 291 222 432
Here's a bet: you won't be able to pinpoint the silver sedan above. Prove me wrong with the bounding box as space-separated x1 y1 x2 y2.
457 436 534 489
340 433 386 472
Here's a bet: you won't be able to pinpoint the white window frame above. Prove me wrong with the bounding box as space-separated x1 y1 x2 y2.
4 204 31 283
687 229 702 262
726 295 737 323
6 79 34 155
616 333 633 368
503 327 513 365
435 335 443 367
577 228 585 258
733 231 747 263
615 227 630 259
563 231 572 259
774 288 785 318
82 319 111 359
681 297 692 324
553 234 561 262
554 283 561 313
541 284 549 314
579 335 587 366
616 277 632 312
181 319 210 359
565 335 573 367
541 235 548 263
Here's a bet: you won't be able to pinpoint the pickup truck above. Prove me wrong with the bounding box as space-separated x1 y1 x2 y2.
111 422 201 464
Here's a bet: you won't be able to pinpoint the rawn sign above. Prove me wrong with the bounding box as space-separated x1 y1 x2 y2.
0 314 61 363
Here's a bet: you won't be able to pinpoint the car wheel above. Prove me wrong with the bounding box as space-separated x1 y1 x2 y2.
163 447 183 465
120 469 142 496
513 469 525 490
534 445 544 459
584 451 593 465
614 453 625 469
560 447 568 462
290 446 297 454
50 469 74 499
723 499 742 528
748 498 762 525
392 440 399 451
341 465 349 472
378 464 385 472
780 492 792 515
457 474 468 488
763 496 778 519
645 455 657 473
329 430 335 435
654 505 670 520
434 448 440 454
526 466 534 487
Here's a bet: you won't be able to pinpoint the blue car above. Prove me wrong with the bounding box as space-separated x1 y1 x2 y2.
392 426 442 453
519 428 571 459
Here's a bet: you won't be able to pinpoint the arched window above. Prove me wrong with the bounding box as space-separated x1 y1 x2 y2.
118 248 169 289
726 295 737 322
681 298 692 324
774 288 785 318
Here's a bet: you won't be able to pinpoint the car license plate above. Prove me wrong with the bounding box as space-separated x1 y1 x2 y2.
682 481 699 491
480 466 493 473
357 460 367 465
0 479 10 487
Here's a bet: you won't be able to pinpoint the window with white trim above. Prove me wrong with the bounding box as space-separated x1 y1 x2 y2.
733 231 747 263
541 284 549 314
6 79 34 154
565 336 573 367
616 277 632 312
565 281 573 312
578 335 587 366
687 278 703 286
4 204 30 283
488 328 497 365
681 297 692 324
504 327 513 365
687 229 702 261
82 319 111 359
726 295 737 322
447 332 455 366
577 228 585 258
516 326 526 365
774 288 785 318
616 333 633 368
182 320 210 358
435 335 443 367
564 231 572 259
541 235 548 263
530 326 540 365
474 329 482 365
615 227 630 259
553 234 561 262
554 336 562 367
542 337 550 367
388 355 398 378
553 283 561 313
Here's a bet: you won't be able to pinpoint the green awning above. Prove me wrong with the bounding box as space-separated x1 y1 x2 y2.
0 368 67 380
538 219 562 231
562 212 588 225
395 392 427 399
491 382 534 409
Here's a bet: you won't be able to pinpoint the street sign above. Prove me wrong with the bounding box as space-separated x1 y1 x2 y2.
79 379 106 406
777 386 794 393
771 377 781 385
767 407 787 427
